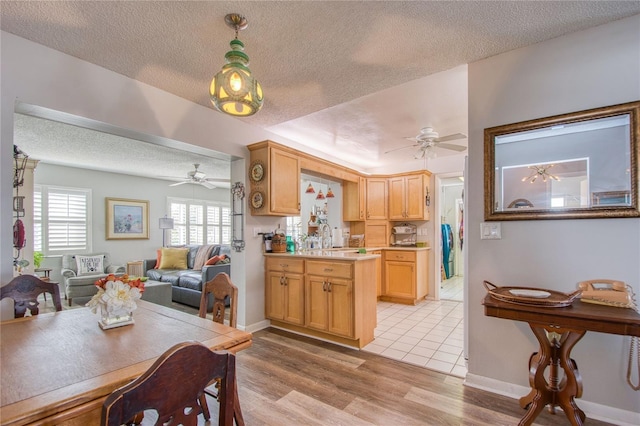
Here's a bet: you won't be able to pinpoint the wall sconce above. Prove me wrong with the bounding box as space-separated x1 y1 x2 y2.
158 216 174 247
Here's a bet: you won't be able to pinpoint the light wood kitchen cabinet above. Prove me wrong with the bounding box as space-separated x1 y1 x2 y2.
370 249 382 297
265 254 377 348
343 176 366 221
388 172 431 221
265 258 305 325
248 141 300 216
381 249 429 304
366 178 388 219
349 220 389 247
306 260 353 337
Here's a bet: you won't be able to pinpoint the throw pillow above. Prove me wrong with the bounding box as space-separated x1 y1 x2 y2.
158 247 189 270
76 255 104 276
154 249 162 269
205 255 221 266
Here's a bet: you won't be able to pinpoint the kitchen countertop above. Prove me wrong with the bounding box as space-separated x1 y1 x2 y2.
264 246 430 261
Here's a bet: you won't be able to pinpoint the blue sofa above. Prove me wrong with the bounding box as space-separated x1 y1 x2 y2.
143 245 230 308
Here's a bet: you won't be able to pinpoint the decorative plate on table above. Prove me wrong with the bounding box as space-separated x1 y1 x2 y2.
249 160 265 183
484 281 581 307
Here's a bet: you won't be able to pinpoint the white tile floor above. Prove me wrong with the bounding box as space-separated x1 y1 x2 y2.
440 275 464 302
363 276 467 378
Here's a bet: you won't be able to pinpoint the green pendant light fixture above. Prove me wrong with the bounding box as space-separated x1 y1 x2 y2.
210 13 263 117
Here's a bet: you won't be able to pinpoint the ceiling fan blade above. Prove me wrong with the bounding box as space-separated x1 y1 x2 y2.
200 181 217 189
204 178 231 183
435 142 467 152
435 133 467 143
385 143 419 154
169 181 189 187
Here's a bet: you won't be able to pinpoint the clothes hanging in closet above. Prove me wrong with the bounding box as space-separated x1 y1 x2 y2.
441 223 453 279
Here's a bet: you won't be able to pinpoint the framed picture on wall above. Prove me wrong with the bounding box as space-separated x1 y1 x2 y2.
105 198 149 240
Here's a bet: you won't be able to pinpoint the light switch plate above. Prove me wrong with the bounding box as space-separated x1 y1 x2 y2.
480 222 501 240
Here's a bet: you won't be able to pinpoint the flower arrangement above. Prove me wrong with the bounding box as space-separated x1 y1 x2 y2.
86 274 145 318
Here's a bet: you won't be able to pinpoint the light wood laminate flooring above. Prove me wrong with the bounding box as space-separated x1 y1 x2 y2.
32 293 615 425
233 328 614 425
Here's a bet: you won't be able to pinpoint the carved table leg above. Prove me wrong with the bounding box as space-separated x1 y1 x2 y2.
518 324 586 426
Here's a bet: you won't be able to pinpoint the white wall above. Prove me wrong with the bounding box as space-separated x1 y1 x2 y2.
0 31 288 328
34 163 229 275
467 15 640 422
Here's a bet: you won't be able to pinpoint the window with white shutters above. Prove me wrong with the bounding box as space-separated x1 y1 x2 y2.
168 198 230 246
34 185 91 254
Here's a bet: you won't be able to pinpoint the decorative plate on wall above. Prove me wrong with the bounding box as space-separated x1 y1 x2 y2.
249 160 265 183
249 190 265 210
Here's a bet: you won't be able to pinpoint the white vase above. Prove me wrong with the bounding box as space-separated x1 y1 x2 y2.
99 304 134 330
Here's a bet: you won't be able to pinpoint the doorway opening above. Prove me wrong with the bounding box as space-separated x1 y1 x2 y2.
438 175 464 302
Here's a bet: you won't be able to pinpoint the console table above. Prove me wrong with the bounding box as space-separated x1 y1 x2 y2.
483 295 640 426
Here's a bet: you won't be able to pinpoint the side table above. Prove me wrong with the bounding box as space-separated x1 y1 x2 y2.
34 268 52 282
34 268 53 301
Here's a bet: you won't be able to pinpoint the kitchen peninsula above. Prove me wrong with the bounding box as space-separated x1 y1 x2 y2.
264 247 430 348
265 250 378 348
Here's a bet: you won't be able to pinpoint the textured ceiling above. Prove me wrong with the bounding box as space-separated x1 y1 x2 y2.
3 1 640 175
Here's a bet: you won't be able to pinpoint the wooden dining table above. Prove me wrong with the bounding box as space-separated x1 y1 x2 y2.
0 300 252 426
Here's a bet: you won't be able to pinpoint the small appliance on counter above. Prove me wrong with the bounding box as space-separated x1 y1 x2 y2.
391 223 417 246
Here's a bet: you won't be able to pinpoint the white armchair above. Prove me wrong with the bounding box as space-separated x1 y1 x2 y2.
61 253 124 306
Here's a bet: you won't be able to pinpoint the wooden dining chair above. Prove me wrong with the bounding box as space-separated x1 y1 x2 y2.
0 275 62 318
199 272 238 328
101 341 241 426
198 273 243 424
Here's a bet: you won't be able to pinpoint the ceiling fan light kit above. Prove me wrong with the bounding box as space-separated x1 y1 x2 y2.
210 13 263 117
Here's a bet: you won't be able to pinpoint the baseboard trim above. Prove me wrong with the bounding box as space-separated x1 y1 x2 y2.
241 319 271 333
464 373 640 426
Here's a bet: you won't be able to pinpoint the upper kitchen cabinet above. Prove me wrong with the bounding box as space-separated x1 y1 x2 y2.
366 178 388 220
343 176 366 221
343 177 387 221
248 141 300 216
388 171 431 221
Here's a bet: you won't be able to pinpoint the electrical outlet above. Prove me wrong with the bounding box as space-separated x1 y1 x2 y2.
253 227 262 237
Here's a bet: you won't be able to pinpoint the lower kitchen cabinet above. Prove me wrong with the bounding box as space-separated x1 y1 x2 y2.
381 249 428 304
265 258 305 325
264 255 377 348
306 275 352 337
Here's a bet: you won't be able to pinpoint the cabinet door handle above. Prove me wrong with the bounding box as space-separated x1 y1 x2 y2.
323 268 333 272
279 275 285 285
284 276 288 286
327 281 332 292
279 263 288 268
322 281 327 292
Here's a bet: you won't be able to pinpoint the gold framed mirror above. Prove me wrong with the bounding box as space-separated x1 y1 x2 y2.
484 101 639 220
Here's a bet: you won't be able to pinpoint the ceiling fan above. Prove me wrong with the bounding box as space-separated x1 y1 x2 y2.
169 164 229 189
385 127 467 159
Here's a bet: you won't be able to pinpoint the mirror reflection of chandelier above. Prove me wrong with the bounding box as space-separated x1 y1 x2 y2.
522 164 560 183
